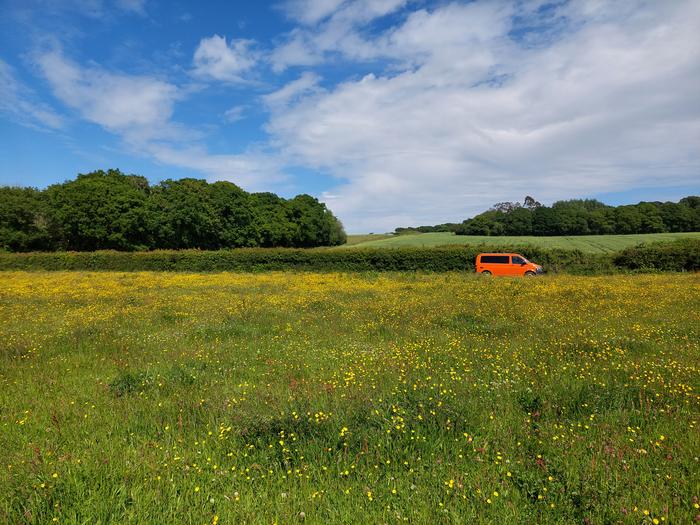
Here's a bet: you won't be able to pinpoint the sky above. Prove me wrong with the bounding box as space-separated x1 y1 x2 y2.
1 0 699 233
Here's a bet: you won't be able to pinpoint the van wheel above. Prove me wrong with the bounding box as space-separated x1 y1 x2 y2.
481 270 492 276
524 271 536 277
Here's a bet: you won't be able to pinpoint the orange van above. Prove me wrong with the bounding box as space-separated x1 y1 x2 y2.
475 253 543 277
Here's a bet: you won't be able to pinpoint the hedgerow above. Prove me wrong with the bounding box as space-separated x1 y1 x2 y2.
0 245 604 273
613 238 700 271
0 240 696 273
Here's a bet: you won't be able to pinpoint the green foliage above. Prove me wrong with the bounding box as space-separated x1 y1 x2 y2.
4 241 698 273
394 222 461 234
447 196 700 237
148 178 219 249
3 239 698 273
0 170 346 251
613 238 700 271
46 169 151 251
0 186 57 251
209 180 259 247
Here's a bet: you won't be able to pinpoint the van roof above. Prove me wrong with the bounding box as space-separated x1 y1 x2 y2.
478 252 521 256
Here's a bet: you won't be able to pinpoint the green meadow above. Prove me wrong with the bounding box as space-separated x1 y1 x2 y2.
1 271 698 524
343 231 700 253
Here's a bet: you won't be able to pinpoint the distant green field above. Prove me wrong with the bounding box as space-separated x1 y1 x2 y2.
340 231 700 253
343 233 394 245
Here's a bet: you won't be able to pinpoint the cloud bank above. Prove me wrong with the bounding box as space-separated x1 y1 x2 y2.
0 58 64 131
34 48 283 189
12 0 699 232
264 0 700 231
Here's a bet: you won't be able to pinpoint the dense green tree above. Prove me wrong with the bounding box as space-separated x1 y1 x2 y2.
452 195 700 237
249 192 297 247
550 200 597 234
587 208 616 234
46 169 150 250
0 169 347 251
208 181 258 247
614 206 643 234
0 187 56 251
679 197 700 231
636 202 666 233
680 196 700 208
531 206 559 236
502 207 533 235
3 175 698 249
287 194 347 247
147 178 220 249
455 215 492 235
659 203 694 232
551 209 589 235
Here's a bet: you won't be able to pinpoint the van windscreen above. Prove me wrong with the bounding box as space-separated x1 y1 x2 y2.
481 255 509 264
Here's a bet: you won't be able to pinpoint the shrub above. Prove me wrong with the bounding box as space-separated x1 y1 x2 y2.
0 245 598 273
0 240 696 274
613 239 700 271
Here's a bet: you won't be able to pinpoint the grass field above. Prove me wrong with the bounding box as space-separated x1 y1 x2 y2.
342 231 700 252
1 271 699 524
343 234 394 246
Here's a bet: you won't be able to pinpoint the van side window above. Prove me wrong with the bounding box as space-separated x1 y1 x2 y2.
512 256 526 265
481 255 509 264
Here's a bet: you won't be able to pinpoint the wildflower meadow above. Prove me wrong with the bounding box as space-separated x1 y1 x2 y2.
1 271 698 523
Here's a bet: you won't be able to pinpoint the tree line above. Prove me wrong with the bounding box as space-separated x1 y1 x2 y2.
0 169 346 252
395 196 700 236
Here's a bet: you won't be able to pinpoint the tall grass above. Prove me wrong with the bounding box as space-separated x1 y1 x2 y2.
1 271 698 523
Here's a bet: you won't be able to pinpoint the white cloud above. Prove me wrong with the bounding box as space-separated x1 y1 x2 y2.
36 49 180 140
283 0 408 26
282 0 347 25
269 30 323 73
270 0 408 71
263 71 321 109
0 58 64 130
15 0 700 232
192 35 257 82
223 105 246 123
265 0 700 232
143 143 286 190
35 49 284 189
114 0 147 16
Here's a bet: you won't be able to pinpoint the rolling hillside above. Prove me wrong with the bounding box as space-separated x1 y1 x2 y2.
342 231 700 253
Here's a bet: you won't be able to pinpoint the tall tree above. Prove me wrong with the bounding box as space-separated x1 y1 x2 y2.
0 187 56 251
209 181 258 247
47 169 150 250
148 178 220 249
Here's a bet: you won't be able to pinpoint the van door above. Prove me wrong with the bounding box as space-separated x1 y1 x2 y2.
510 255 527 276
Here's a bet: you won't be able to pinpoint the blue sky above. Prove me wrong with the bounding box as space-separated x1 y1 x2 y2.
1 0 699 232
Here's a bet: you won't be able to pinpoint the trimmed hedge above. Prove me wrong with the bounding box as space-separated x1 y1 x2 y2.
0 244 608 273
0 239 696 273
613 239 700 271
